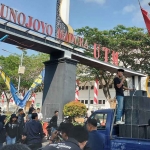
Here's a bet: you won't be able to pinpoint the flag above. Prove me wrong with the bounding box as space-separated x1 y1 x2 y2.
94 80 98 104
0 69 45 108
10 82 21 105
29 69 45 90
1 92 5 100
31 93 36 104
0 70 11 90
1 92 5 103
75 80 79 101
141 7 150 34
18 90 31 108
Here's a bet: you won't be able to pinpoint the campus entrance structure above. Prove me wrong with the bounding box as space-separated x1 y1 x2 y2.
0 1 146 120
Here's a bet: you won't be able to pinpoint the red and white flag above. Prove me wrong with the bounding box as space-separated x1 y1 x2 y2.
1 92 5 103
31 93 36 104
94 80 98 104
75 80 79 101
141 7 150 34
1 92 5 100
10 98 14 103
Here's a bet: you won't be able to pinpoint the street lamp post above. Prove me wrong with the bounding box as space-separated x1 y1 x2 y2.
17 47 27 96
17 51 24 94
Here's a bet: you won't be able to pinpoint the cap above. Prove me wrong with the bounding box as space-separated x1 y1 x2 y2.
11 114 18 119
117 69 124 72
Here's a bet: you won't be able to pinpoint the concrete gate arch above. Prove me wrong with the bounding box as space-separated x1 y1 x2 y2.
0 5 145 120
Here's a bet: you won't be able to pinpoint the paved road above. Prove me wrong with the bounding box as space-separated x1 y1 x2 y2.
42 138 49 148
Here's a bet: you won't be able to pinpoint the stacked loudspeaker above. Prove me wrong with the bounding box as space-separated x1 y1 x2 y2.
119 90 150 139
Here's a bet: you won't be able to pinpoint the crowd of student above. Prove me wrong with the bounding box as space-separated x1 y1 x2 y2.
0 105 104 150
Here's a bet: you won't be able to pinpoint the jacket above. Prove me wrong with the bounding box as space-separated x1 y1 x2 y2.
0 115 7 143
5 122 20 138
23 119 43 144
50 116 58 128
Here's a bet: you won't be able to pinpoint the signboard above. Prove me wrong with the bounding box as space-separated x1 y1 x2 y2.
0 3 118 65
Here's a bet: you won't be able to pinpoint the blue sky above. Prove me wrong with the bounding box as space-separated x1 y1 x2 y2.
0 0 149 56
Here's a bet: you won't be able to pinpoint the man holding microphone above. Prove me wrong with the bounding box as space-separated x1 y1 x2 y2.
114 69 133 124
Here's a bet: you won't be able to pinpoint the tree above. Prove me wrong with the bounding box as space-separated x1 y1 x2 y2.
0 52 49 112
63 101 87 122
75 25 150 99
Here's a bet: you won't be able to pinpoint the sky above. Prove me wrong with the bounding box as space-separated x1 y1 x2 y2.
0 0 150 57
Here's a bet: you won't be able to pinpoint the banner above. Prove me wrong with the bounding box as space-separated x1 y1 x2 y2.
0 70 11 90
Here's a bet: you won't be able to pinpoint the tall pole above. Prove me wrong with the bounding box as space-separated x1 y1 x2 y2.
17 51 23 94
17 46 27 95
88 82 92 109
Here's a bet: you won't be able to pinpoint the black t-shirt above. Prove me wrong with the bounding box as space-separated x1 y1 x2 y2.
28 107 34 114
114 77 124 96
42 138 80 150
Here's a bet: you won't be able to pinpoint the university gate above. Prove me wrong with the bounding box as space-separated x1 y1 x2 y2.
0 1 145 120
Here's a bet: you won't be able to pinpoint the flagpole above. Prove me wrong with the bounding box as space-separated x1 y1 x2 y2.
137 0 141 8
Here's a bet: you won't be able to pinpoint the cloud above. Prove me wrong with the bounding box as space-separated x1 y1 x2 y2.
132 0 150 24
123 5 136 14
84 0 106 5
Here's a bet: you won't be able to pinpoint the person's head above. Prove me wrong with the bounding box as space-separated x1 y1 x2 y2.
87 118 97 132
37 108 40 113
18 109 24 115
54 111 59 116
30 104 34 108
58 122 74 140
0 144 31 150
10 114 18 123
69 125 88 150
117 69 124 77
0 115 7 124
32 113 38 120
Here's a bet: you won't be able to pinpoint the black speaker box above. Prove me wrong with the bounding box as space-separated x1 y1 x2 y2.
119 124 145 139
124 96 150 111
125 109 147 124
147 126 150 139
130 90 147 97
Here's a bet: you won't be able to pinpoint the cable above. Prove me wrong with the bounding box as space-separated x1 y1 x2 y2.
1 49 16 55
7 37 34 48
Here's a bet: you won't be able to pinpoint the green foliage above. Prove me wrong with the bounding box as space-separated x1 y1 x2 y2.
75 25 150 99
0 52 49 93
63 101 86 118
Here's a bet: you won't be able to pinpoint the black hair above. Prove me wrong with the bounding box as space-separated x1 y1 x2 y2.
10 114 18 123
58 123 73 136
0 144 31 150
37 108 40 110
54 110 58 114
69 125 88 143
18 109 23 113
31 113 38 119
87 118 97 127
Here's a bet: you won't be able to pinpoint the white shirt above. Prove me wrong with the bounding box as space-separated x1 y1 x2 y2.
37 112 43 120
87 110 92 117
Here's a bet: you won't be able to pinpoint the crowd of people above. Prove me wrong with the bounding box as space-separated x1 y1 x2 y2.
0 104 104 150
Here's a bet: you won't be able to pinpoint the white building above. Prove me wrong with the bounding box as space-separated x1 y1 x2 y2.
77 81 130 111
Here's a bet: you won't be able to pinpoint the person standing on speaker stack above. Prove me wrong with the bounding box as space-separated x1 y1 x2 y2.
114 69 133 124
